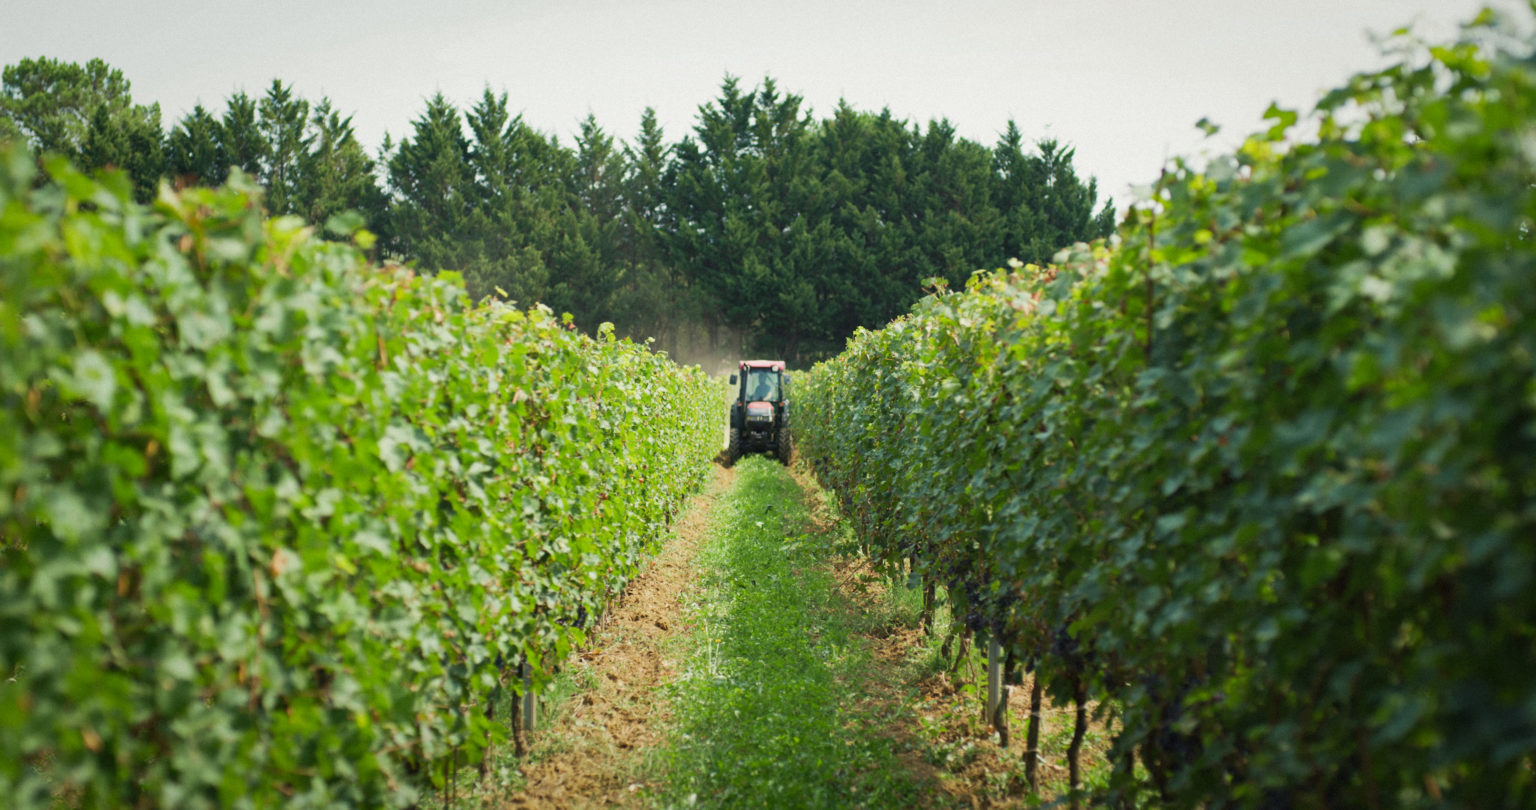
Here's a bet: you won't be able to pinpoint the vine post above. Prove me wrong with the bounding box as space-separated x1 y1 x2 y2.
522 658 538 734
986 637 1008 745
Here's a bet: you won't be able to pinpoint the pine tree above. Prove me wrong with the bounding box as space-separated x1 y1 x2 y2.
813 103 913 342
81 100 164 202
389 93 470 235
991 132 1116 265
665 75 768 355
614 107 686 353
0 56 1124 355
295 98 387 231
465 88 513 203
453 88 560 306
387 91 556 304
258 80 311 215
545 114 626 328
219 91 265 180
746 78 823 361
166 103 228 187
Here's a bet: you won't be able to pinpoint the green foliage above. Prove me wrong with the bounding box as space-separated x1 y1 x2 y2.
295 99 389 239
166 103 229 188
0 57 135 160
801 13 1536 808
1 56 165 202
257 80 312 217
0 144 722 808
663 78 1114 362
387 89 567 311
1 59 387 226
218 91 266 180
609 108 690 356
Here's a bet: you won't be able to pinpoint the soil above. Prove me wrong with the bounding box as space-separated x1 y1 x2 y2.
500 464 732 809
497 461 1101 809
795 465 1101 809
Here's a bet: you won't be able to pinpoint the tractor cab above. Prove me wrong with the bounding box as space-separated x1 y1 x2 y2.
727 360 791 465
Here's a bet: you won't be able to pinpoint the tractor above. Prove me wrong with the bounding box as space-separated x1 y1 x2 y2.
726 360 791 465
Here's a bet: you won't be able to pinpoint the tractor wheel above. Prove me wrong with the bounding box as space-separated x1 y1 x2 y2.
726 428 741 467
776 427 792 465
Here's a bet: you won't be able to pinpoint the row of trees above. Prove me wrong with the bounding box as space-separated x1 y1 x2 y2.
0 58 386 230
1 57 1115 362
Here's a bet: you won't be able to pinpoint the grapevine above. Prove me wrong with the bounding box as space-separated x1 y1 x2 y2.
800 12 1536 807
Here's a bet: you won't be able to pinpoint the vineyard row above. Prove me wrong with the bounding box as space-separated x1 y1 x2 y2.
799 17 1536 809
0 152 723 808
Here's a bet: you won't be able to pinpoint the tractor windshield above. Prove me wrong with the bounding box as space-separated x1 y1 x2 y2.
745 368 780 402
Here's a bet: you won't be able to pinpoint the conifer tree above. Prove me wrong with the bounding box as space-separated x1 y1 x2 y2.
258 80 311 215
665 76 773 355
2 56 1121 350
459 89 556 305
614 107 686 352
81 99 164 202
219 91 265 179
545 114 627 328
813 103 913 339
389 93 471 236
295 98 387 232
166 103 228 187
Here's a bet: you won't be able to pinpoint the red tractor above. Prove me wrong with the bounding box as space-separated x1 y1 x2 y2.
727 360 791 465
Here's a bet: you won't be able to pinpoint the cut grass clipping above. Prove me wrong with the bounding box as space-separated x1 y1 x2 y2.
661 457 921 808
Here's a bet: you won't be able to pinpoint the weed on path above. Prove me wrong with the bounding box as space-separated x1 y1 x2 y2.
658 457 937 808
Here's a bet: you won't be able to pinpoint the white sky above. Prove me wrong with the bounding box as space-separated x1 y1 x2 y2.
2 1 1523 212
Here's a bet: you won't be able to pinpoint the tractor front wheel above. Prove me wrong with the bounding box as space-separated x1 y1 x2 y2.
775 427 792 466
726 428 741 467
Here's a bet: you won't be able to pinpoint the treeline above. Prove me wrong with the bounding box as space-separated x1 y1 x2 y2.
0 58 1114 362
0 58 385 234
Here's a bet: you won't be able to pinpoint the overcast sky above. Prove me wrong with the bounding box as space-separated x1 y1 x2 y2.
2 1 1524 212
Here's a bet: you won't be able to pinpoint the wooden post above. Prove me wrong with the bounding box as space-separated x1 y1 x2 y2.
1070 676 1087 809
987 637 1003 735
1025 675 1043 790
522 659 537 734
919 572 936 636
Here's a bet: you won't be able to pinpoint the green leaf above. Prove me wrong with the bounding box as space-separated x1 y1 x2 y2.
1262 102 1299 140
41 487 102 542
70 348 117 412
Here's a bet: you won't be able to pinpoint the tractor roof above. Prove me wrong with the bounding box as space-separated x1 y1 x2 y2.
740 360 786 370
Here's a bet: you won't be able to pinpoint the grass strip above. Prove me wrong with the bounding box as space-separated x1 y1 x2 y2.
659 457 923 808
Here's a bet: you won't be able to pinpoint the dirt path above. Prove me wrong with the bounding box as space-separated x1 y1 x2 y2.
497 461 1090 809
502 464 731 809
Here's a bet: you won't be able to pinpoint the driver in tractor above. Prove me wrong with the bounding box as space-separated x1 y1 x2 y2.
726 360 791 466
